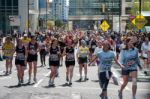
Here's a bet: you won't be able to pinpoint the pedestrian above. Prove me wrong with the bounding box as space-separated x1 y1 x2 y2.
141 36 150 75
89 41 123 99
2 36 15 75
118 38 142 99
39 40 47 67
64 37 75 86
15 39 26 86
76 40 89 82
27 36 39 84
48 39 60 87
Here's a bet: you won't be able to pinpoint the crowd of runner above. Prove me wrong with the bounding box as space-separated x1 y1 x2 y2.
0 30 150 99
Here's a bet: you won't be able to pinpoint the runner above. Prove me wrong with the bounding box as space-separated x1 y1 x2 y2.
76 40 89 82
48 39 60 87
141 36 150 75
2 36 15 75
15 39 26 86
27 36 39 84
89 41 123 99
64 37 75 86
39 40 47 67
118 38 142 99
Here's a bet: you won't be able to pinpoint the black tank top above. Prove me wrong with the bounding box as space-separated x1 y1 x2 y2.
66 47 75 61
16 46 25 55
49 46 59 61
28 42 38 51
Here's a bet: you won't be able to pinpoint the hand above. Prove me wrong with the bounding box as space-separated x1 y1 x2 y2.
120 65 125 69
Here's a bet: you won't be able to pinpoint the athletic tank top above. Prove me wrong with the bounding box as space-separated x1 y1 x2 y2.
16 46 25 60
49 47 59 61
66 47 75 61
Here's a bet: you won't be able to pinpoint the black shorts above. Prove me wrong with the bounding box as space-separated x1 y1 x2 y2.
65 61 75 67
49 61 59 66
122 69 137 75
98 71 112 91
79 57 87 64
116 47 120 53
27 54 38 62
15 59 25 66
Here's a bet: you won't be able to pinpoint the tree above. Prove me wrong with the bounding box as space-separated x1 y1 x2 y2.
131 0 150 15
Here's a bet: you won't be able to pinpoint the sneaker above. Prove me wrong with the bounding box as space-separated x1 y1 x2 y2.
21 79 24 83
118 90 122 99
132 96 136 99
78 78 82 82
99 93 104 99
68 82 72 86
27 79 31 85
17 82 21 87
4 71 8 76
84 77 89 82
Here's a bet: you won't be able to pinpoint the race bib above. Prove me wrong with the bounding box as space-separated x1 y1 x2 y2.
66 53 74 61
127 60 135 66
50 54 59 61
16 54 25 60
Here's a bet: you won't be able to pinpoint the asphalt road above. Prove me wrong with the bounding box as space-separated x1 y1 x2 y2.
0 55 149 99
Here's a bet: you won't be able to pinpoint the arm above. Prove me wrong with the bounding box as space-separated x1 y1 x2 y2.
114 56 124 68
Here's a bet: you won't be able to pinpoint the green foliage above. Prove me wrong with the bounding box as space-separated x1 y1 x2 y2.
131 0 150 15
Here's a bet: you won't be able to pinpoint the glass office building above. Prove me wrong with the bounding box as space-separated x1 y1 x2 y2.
69 0 120 16
0 0 18 34
69 0 121 29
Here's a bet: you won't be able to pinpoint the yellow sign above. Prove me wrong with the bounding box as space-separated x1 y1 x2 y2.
100 20 110 32
132 14 147 29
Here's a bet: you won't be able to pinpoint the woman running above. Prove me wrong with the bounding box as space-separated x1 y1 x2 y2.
89 41 123 99
141 36 150 75
49 39 60 87
15 39 26 86
27 36 39 84
2 36 15 75
76 40 89 82
64 37 75 86
118 38 142 99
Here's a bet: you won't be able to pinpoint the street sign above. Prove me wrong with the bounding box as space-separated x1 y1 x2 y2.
100 20 110 32
131 14 147 29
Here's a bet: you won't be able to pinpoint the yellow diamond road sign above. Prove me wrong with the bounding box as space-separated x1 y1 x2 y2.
100 20 110 32
131 14 147 29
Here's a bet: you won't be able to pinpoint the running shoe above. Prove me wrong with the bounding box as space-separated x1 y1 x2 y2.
132 96 136 99
118 90 122 99
78 78 82 82
84 77 89 82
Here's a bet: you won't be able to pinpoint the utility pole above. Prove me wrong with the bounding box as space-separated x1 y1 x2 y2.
46 0 48 30
27 0 29 33
139 0 142 33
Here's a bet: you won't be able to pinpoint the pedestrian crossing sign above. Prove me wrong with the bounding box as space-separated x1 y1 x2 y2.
100 20 110 32
131 14 147 29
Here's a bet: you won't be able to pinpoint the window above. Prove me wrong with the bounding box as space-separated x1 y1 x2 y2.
125 7 131 14
126 0 132 2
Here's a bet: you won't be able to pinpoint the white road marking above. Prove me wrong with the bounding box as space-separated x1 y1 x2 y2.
72 93 81 99
44 71 51 77
33 79 44 87
0 76 11 80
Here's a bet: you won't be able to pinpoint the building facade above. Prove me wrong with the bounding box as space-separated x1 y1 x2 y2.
69 0 133 31
0 0 18 35
52 0 69 21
